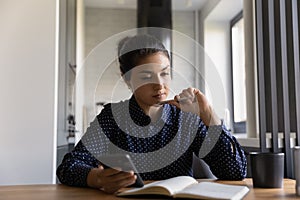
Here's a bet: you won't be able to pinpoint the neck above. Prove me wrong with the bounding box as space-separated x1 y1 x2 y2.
140 105 162 122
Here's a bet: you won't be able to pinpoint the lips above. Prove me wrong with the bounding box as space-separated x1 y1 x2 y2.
153 93 166 100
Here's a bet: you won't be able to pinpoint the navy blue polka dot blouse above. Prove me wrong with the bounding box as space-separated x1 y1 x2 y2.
56 96 247 187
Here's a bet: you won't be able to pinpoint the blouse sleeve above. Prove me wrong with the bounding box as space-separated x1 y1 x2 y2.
198 123 247 180
56 104 116 187
56 140 100 187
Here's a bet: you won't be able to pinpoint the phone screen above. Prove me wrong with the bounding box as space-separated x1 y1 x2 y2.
98 154 144 187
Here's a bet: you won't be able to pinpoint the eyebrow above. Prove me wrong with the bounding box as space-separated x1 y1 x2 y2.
138 66 170 74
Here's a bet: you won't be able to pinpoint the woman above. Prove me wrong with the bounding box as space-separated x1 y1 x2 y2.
57 34 247 194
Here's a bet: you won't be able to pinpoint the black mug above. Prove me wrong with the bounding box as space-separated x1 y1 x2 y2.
294 146 300 196
250 152 284 188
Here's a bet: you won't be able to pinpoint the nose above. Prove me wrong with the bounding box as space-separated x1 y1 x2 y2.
153 83 164 90
152 75 165 88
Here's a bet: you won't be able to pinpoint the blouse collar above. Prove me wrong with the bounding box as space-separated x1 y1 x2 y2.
129 95 151 126
128 95 171 127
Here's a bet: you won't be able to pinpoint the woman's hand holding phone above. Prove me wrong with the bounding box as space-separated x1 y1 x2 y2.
87 165 137 194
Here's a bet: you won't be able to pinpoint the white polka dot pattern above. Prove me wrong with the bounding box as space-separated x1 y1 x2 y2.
56 96 247 187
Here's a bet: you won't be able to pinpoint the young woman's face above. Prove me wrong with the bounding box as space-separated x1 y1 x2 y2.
127 52 171 109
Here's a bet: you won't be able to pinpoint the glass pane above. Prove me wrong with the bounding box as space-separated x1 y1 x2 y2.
231 18 246 123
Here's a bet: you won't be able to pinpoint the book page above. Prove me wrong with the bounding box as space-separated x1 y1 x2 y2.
151 176 198 195
174 182 249 200
117 176 198 196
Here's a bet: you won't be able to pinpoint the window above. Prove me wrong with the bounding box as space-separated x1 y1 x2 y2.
230 12 246 133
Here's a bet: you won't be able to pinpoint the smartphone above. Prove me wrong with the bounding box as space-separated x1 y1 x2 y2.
98 154 144 187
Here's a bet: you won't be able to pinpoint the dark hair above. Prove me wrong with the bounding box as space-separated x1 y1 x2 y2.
118 34 170 80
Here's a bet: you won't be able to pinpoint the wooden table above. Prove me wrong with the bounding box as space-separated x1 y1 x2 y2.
213 179 298 200
0 179 298 200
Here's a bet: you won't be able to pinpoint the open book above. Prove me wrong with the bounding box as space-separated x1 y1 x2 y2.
117 176 249 200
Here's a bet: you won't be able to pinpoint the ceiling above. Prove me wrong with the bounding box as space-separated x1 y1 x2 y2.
206 0 243 21
84 0 209 11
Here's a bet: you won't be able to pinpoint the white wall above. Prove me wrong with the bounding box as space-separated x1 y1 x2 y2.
172 11 197 95
76 0 86 143
204 21 231 120
0 0 58 185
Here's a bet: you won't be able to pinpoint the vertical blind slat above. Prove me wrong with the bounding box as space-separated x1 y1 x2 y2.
292 0 300 146
256 0 267 152
279 0 292 178
268 0 279 153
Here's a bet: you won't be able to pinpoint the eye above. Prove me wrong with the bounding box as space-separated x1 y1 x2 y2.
140 74 152 80
161 72 170 76
140 77 151 80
